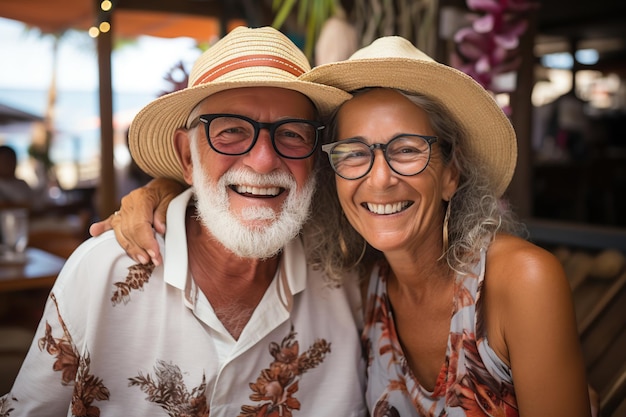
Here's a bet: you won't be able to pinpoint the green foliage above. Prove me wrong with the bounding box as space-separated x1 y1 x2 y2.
271 0 337 59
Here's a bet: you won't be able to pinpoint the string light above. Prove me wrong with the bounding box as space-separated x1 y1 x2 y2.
101 0 112 11
91 0 114 37
99 21 111 33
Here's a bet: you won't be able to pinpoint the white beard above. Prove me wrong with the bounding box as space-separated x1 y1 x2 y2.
190 140 316 259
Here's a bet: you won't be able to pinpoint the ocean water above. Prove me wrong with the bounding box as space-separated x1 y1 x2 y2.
0 88 156 185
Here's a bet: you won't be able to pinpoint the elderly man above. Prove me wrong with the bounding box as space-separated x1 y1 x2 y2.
2 27 366 416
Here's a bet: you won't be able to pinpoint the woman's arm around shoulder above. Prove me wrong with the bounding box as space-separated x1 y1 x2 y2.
485 234 591 417
89 178 185 266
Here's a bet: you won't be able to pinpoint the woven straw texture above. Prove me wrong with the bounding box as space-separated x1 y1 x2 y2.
129 26 351 182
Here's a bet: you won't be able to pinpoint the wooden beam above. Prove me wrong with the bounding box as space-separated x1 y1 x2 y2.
115 0 224 17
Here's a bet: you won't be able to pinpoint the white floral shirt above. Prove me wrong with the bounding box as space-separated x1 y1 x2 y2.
1 189 367 417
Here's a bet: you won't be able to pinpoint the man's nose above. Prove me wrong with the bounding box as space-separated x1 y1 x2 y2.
242 129 282 173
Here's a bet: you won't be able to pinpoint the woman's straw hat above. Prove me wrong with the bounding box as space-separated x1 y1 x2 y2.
129 26 351 182
301 36 517 197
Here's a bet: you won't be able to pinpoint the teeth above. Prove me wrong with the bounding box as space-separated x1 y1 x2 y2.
366 201 409 215
235 185 281 196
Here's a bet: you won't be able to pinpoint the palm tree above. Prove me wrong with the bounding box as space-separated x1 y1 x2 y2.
24 28 65 176
25 28 97 177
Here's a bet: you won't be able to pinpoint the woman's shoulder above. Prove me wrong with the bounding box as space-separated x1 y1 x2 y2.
484 233 569 298
487 233 562 272
481 234 576 367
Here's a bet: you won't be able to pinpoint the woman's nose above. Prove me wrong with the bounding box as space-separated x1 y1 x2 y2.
367 150 396 187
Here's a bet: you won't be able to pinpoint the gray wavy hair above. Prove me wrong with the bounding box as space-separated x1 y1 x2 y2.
303 87 526 285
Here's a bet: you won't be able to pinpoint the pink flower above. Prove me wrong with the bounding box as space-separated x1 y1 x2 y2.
451 0 536 94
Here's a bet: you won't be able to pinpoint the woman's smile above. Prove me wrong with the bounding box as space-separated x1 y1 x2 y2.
362 201 413 215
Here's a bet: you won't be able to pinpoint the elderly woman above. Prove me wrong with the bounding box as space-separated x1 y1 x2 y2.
92 37 591 416
304 37 590 416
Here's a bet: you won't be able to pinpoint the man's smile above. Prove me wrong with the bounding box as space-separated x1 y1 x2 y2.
231 184 284 197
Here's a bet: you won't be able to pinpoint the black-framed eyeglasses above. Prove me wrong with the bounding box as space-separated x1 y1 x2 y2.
187 113 324 159
321 134 438 180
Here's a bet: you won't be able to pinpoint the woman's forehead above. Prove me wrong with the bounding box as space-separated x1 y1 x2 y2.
336 90 434 138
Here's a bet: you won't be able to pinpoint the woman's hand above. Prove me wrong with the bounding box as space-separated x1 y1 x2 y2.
89 178 185 265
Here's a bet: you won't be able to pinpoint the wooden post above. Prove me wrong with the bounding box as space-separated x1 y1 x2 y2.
96 5 116 219
507 9 538 220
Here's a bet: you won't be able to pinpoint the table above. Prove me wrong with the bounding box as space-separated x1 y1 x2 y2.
0 248 66 292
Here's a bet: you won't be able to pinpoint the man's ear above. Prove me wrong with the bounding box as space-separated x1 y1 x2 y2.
174 128 194 185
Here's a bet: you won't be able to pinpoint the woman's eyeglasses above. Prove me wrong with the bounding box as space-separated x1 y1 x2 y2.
322 134 437 180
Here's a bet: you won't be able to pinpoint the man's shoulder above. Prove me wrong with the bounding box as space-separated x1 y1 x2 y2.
51 231 167 316
57 231 163 289
67 230 131 260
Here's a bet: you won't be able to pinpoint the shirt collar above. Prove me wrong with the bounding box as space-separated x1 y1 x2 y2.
163 188 193 289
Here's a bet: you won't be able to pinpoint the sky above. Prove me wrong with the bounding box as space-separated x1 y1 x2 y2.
0 17 202 93
0 16 208 188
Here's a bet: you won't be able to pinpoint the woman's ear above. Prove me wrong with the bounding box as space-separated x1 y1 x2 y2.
442 161 460 201
174 128 194 186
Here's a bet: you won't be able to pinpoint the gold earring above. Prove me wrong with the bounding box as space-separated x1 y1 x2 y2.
441 200 451 257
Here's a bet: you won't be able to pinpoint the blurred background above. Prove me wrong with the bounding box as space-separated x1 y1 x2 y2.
0 0 625 413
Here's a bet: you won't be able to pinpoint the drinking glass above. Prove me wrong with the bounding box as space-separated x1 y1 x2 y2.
0 207 29 262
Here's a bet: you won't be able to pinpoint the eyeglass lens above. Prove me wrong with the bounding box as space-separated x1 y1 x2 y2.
205 115 318 158
326 135 434 179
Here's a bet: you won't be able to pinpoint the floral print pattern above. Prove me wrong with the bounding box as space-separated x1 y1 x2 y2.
111 262 155 305
363 251 518 416
129 361 209 417
38 294 111 417
0 396 16 417
239 325 331 417
2 260 333 417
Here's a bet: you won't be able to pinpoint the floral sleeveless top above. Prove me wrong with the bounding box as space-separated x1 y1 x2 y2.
362 249 519 416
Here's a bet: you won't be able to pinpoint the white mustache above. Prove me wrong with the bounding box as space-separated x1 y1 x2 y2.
222 169 295 190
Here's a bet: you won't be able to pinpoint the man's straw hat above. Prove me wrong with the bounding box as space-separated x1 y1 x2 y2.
129 26 351 182
301 36 517 197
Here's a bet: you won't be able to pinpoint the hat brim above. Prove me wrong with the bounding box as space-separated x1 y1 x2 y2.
129 80 350 183
301 58 517 197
